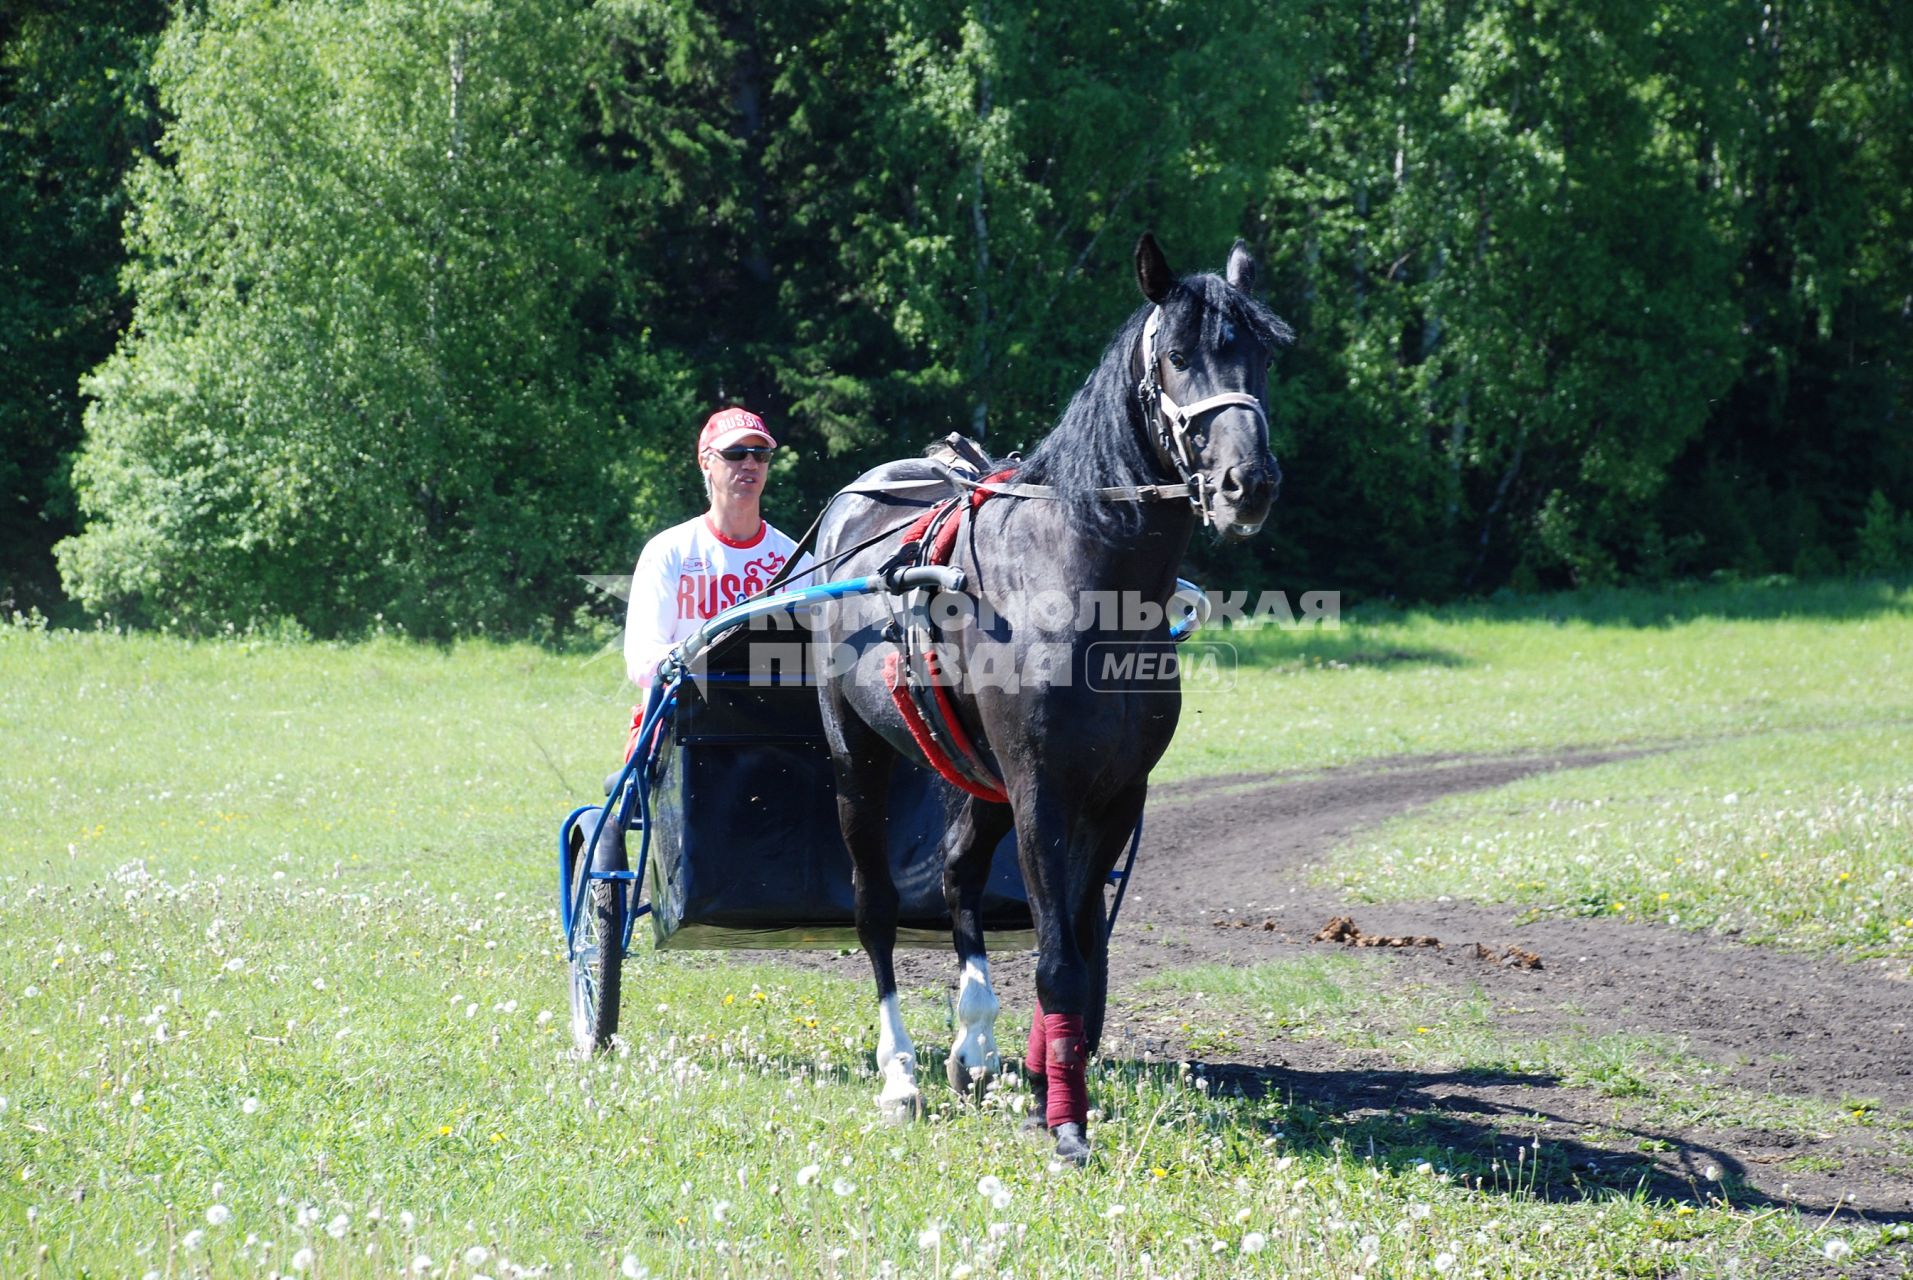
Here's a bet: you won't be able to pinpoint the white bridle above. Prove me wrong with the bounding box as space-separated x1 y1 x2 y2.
1138 306 1270 528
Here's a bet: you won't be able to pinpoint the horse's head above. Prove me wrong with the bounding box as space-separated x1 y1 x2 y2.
1134 234 1291 540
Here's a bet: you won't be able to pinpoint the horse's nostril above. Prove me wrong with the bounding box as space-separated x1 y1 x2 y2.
1224 464 1275 508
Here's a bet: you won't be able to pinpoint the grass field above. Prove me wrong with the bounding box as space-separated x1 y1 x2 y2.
2 579 1908 1277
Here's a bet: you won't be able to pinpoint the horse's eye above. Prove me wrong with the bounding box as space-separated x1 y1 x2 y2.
1167 350 1188 371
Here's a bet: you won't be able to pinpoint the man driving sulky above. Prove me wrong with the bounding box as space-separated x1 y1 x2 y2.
621 407 805 760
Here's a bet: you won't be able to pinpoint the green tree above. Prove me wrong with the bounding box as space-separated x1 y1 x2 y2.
1657 0 1913 578
57 0 689 636
1258 0 1748 596
0 0 168 614
587 0 1304 538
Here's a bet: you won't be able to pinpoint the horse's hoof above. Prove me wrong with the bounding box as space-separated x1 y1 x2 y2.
945 1049 1000 1096
878 1089 924 1124
1051 1122 1091 1167
877 1053 923 1122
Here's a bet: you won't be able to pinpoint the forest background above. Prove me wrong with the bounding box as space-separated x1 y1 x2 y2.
3 0 1909 640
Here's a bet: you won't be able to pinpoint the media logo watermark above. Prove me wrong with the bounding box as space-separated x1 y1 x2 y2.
1086 641 1236 691
580 574 1336 694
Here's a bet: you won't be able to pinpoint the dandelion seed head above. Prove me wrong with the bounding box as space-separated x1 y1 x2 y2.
291 1247 316 1272
207 1204 231 1226
1241 1232 1267 1255
464 1244 489 1267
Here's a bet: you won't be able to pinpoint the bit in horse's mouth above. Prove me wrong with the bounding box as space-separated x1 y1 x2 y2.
1223 518 1267 539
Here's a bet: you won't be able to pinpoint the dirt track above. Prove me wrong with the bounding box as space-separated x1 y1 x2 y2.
806 750 1913 1250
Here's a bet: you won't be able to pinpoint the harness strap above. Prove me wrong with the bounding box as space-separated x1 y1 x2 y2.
883 652 1008 803
964 477 1194 503
923 648 1000 793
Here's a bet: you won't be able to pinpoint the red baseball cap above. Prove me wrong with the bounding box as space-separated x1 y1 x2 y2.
697 407 777 454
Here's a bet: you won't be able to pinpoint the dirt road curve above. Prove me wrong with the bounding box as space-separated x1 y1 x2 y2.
846 750 1913 1247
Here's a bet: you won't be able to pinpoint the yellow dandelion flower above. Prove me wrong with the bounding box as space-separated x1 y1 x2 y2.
1151 1167 1168 1180
1611 902 1625 912
1675 1206 1695 1216
723 993 736 1007
490 1132 504 1144
438 1125 452 1136
1416 1027 1432 1034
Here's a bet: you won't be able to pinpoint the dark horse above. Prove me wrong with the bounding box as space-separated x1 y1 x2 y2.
813 235 1290 1165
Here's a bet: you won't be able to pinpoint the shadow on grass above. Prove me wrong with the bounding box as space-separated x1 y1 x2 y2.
1216 577 1911 675
1225 629 1469 672
1095 1054 1911 1225
1377 575 1912 631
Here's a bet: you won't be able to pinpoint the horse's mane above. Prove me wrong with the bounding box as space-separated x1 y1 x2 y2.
1014 272 1294 536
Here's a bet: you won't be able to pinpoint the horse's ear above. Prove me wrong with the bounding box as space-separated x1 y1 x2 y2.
1225 239 1257 294
1135 233 1175 304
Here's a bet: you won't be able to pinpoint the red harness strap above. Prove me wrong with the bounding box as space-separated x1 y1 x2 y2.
896 468 1020 571
882 468 1020 803
884 652 1007 802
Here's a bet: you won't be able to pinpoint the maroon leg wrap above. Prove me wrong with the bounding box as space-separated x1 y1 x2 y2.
1026 998 1047 1078
1042 1011 1089 1129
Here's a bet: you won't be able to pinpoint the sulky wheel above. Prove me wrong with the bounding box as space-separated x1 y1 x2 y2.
567 811 626 1054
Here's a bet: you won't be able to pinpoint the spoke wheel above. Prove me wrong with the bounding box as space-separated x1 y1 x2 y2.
567 815 625 1054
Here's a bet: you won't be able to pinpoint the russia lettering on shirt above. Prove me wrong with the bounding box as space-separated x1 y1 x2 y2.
672 545 788 620
623 514 804 685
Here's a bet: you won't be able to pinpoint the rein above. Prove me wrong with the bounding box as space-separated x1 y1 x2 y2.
765 460 1193 594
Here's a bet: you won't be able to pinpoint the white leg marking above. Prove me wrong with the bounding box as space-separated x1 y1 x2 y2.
947 956 1002 1091
875 993 921 1121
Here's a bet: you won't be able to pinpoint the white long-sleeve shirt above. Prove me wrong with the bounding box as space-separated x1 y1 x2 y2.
623 515 805 686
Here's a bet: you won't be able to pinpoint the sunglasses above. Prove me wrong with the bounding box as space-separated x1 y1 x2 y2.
711 446 774 462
